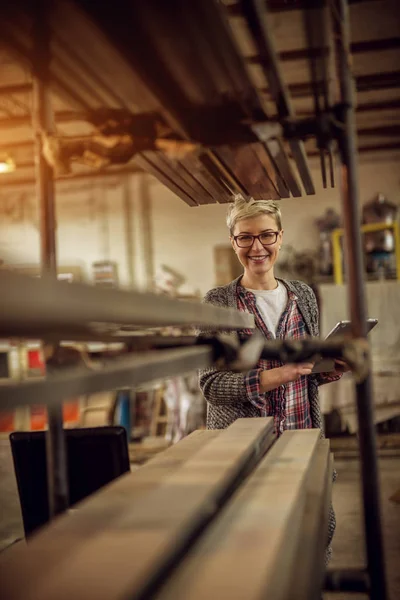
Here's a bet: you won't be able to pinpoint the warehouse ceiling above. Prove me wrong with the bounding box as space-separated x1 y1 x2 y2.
0 0 399 205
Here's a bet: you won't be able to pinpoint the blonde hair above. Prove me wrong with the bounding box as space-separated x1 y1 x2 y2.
226 195 282 235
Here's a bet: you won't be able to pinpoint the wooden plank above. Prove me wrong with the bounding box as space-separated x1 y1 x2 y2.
154 153 215 206
155 429 321 600
0 430 219 598
251 142 284 198
179 154 233 204
237 0 313 195
289 440 333 600
0 418 275 600
266 138 302 197
217 144 281 199
134 153 198 207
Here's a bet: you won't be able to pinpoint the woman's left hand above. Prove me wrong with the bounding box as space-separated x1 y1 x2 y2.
334 359 351 374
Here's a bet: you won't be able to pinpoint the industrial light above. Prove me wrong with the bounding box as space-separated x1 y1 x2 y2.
0 156 16 174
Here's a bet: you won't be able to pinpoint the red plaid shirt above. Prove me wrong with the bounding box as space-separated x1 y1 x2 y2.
237 284 339 435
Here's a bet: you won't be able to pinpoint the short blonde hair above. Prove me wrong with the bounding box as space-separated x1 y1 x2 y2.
226 194 282 235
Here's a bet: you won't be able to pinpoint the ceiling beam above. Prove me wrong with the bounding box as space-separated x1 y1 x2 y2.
246 37 400 64
0 111 87 130
0 83 32 97
0 25 91 111
267 0 373 12
0 165 142 187
355 99 400 113
306 141 400 157
293 98 400 117
0 140 33 151
227 0 376 16
357 142 400 152
241 0 314 195
261 70 400 98
358 125 400 137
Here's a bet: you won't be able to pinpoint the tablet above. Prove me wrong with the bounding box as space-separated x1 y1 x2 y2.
312 318 378 373
325 318 378 340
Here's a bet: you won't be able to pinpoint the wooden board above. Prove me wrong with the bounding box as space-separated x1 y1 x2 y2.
0 429 219 598
0 418 275 600
216 145 281 200
155 429 322 600
289 440 333 600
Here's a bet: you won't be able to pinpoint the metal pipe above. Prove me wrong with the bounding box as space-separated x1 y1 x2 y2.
334 1 387 598
33 1 69 519
328 146 335 188
0 271 255 333
0 347 215 411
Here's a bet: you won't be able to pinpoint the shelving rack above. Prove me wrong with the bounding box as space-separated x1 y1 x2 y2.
0 0 393 597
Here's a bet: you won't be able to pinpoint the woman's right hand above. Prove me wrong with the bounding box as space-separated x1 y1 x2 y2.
259 363 314 392
279 362 314 383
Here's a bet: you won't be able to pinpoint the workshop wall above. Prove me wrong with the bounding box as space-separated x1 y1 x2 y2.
0 156 399 296
150 156 400 295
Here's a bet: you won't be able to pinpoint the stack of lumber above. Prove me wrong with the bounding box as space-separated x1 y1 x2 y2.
0 419 333 600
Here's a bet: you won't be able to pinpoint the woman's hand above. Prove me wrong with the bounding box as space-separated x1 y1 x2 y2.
333 359 351 374
260 362 314 393
280 363 315 382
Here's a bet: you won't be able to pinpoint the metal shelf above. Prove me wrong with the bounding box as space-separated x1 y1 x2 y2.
0 271 255 337
0 346 213 411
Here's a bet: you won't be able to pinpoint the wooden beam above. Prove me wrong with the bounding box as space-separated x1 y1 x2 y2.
261 70 400 98
295 98 400 116
0 83 32 97
305 141 400 157
0 25 91 111
0 165 143 187
0 430 219 596
241 0 314 194
267 0 373 11
0 112 88 130
287 441 333 600
246 36 400 64
215 145 280 199
227 0 376 15
358 124 400 137
134 152 199 207
0 418 276 600
156 430 325 600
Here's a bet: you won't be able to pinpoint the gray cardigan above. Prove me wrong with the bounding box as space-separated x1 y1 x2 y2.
199 276 337 560
199 276 323 431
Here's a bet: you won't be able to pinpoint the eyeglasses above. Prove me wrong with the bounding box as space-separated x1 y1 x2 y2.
233 231 280 248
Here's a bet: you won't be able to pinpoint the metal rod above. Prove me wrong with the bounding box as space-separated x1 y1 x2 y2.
0 336 366 412
328 146 335 188
0 347 215 410
320 150 327 188
0 271 255 333
334 1 387 598
33 1 69 520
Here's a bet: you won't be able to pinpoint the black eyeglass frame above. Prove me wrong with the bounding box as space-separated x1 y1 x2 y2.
233 231 280 248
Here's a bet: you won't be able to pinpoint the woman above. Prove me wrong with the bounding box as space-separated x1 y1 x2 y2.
200 196 346 562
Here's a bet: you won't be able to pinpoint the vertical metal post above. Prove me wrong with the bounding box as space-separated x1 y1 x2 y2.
33 1 69 518
334 1 387 598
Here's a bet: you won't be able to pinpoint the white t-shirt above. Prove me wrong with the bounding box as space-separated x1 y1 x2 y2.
245 281 288 338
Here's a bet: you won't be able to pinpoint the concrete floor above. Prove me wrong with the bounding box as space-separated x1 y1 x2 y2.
0 439 399 598
326 457 400 600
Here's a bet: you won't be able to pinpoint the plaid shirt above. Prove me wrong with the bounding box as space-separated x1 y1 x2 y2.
237 284 338 435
